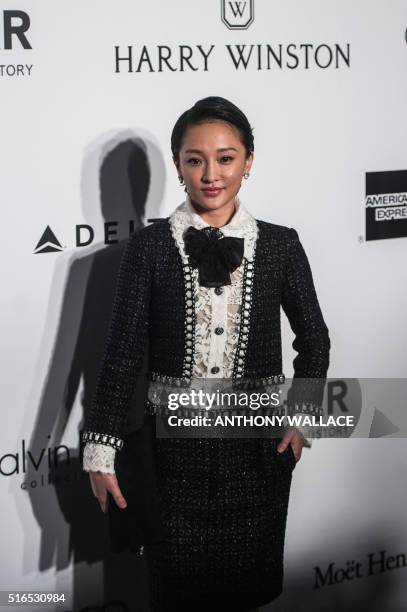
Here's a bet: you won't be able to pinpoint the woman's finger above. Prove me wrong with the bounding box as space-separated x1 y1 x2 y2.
89 472 113 513
99 490 109 514
89 473 98 498
277 426 296 453
277 435 292 453
290 432 306 461
106 477 128 510
291 440 302 462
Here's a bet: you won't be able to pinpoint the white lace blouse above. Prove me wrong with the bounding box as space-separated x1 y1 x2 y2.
168 194 258 379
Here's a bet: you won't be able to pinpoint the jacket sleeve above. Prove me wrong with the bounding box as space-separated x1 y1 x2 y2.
80 228 152 456
281 228 331 438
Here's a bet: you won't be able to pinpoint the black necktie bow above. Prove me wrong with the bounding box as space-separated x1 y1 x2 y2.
183 225 244 288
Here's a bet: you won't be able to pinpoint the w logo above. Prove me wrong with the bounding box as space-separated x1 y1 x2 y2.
221 0 254 30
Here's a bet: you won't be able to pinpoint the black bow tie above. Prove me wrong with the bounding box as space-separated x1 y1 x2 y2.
183 225 244 288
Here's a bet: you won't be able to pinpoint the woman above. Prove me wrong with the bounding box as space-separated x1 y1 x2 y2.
81 96 330 611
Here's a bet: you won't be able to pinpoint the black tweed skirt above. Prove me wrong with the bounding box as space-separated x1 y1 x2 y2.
144 436 296 612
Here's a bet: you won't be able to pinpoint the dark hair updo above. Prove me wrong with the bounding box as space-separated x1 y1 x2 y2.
171 96 254 162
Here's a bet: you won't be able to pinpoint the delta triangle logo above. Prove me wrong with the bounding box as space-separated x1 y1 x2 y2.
33 226 64 254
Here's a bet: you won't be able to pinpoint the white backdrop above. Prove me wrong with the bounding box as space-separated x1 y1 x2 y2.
1 2 407 611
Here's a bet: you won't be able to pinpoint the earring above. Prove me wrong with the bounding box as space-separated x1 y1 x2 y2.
243 172 250 180
178 175 189 193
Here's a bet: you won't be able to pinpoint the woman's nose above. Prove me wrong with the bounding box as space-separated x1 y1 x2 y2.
202 161 219 183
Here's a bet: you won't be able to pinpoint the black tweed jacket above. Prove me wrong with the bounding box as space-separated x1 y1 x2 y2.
81 217 330 452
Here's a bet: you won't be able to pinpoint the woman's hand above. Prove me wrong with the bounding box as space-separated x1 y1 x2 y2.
277 426 306 463
88 472 128 513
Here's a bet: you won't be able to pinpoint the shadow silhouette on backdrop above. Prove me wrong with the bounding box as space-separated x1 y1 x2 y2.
24 132 166 612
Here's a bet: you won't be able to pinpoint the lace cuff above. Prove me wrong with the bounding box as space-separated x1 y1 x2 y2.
83 442 116 474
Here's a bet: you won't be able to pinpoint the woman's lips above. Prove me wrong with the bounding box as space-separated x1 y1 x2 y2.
202 188 224 197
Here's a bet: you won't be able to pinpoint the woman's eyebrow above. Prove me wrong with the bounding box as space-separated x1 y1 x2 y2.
184 147 239 153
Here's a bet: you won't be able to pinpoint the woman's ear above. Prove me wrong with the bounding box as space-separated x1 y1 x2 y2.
245 151 254 174
173 157 180 175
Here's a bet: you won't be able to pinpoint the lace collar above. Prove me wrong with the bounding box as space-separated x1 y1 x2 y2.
169 193 258 263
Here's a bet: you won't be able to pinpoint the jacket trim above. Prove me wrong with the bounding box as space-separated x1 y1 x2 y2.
182 262 196 382
232 258 254 380
81 430 124 451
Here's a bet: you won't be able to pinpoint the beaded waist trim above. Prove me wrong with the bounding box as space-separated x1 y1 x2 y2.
146 371 285 389
144 398 283 418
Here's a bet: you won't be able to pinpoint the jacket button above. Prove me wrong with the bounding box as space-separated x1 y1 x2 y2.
214 287 223 295
214 326 224 335
211 366 220 374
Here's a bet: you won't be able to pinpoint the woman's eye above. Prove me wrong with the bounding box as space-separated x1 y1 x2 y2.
186 156 234 165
